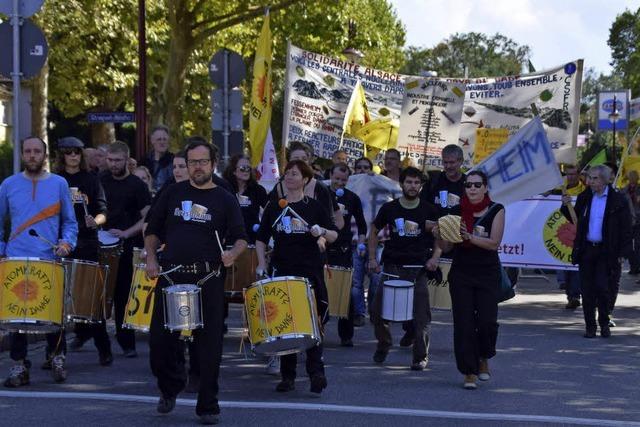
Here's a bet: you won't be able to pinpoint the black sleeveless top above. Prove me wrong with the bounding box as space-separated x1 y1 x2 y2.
450 202 504 268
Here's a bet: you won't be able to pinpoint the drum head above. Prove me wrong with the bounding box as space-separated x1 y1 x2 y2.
98 230 120 247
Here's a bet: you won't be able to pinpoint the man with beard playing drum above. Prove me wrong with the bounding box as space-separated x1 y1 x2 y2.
256 160 338 395
145 140 247 425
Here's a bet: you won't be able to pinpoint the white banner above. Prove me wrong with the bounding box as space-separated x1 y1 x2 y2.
450 61 583 167
500 195 577 270
474 117 562 206
397 78 466 166
282 43 407 160
345 173 401 224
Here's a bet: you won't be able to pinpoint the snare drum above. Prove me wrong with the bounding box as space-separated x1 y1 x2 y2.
98 230 122 319
224 245 258 302
123 264 158 332
163 284 203 331
244 276 320 356
62 259 108 323
324 266 352 318
0 257 65 333
382 279 414 322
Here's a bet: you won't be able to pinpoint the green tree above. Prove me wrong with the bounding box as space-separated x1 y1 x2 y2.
401 32 530 78
608 7 640 97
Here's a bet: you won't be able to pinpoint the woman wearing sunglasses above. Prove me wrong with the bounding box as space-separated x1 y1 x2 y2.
223 154 268 243
430 170 505 390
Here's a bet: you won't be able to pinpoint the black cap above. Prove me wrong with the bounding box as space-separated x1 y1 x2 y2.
57 137 85 149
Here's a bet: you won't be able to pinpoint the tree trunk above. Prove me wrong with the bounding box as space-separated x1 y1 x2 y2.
150 1 194 150
29 62 48 143
90 123 116 147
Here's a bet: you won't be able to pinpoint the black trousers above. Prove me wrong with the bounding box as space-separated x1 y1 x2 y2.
114 241 136 351
371 264 432 363
579 245 610 332
70 241 111 355
327 246 355 342
149 271 224 416
10 330 66 362
273 265 329 382
448 264 500 376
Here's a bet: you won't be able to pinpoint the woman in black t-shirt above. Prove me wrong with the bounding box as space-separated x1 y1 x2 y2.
256 160 337 395
430 170 505 391
223 154 268 244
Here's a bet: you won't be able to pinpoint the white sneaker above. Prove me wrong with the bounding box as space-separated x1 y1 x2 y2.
51 355 67 383
266 356 280 376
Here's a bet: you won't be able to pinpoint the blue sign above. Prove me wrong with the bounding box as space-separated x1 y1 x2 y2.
86 112 135 123
597 91 629 132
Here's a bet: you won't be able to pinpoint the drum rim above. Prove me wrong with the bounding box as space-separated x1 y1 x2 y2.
383 279 414 288
249 275 309 287
61 258 101 266
163 284 200 293
1 257 63 266
325 265 353 272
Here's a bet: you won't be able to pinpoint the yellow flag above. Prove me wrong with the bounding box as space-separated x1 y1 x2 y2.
249 12 272 167
354 118 399 150
342 81 370 137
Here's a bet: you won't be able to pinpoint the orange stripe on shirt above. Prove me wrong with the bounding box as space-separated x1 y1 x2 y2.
9 201 61 241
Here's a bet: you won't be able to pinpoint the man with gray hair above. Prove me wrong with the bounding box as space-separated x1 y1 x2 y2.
140 125 174 192
561 164 632 338
420 144 465 216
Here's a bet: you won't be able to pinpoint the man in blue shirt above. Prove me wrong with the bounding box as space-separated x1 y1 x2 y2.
561 165 632 338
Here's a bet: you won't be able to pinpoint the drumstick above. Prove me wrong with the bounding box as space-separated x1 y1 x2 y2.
28 229 57 250
81 198 89 216
214 230 225 253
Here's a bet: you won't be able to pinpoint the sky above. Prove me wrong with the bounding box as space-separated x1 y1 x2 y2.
389 0 640 75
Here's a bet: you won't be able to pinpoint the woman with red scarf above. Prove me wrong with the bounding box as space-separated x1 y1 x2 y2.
430 171 505 390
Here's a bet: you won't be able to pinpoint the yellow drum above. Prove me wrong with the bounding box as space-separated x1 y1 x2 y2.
244 276 320 356
0 258 65 333
324 266 352 318
123 264 157 332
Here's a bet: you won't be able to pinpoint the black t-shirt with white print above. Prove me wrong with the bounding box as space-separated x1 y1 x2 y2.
145 181 247 265
373 199 439 265
257 197 333 278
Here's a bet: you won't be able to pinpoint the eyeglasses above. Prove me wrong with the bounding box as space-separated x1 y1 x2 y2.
465 182 484 188
187 159 211 167
62 148 81 155
237 165 251 172
355 164 371 170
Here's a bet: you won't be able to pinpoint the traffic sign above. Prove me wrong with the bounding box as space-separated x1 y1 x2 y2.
212 130 244 156
211 89 242 131
208 49 245 87
0 0 45 18
0 19 48 79
87 112 135 123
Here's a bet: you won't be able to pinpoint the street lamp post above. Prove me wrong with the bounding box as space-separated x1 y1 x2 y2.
609 95 620 166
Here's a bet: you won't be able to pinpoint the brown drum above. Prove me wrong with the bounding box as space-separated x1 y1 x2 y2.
63 259 108 323
224 245 258 302
98 230 122 319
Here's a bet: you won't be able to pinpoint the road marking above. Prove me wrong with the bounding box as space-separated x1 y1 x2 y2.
0 390 638 427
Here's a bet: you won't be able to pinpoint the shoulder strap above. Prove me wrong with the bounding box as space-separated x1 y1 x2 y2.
475 202 500 224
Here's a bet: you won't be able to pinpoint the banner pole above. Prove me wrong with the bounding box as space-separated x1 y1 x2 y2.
280 40 293 167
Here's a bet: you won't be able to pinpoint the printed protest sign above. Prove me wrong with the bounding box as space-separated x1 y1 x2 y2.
474 128 509 164
396 78 466 167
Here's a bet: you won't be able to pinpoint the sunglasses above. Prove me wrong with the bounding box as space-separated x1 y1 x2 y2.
62 148 81 155
465 182 484 189
237 165 251 172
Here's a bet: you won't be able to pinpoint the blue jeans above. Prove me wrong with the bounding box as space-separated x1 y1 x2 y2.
352 248 382 316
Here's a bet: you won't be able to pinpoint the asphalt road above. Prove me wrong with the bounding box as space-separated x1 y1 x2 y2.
1 271 639 426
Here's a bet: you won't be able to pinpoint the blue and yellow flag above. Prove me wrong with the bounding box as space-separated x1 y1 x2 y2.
249 11 272 167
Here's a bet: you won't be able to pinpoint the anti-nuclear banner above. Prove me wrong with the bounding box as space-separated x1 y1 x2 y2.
397 78 466 167
345 173 401 225
500 195 577 271
474 117 563 206
448 60 583 168
283 42 408 160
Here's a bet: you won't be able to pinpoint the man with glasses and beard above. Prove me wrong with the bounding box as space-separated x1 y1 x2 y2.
55 137 113 366
145 140 247 425
0 137 78 387
367 167 440 371
101 141 151 358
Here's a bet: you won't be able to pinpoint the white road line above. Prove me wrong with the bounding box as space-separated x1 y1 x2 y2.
0 390 638 427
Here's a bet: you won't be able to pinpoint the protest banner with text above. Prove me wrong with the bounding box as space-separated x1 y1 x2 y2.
474 117 563 206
